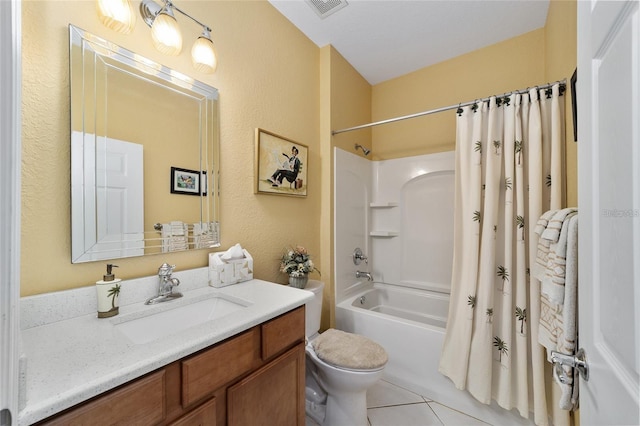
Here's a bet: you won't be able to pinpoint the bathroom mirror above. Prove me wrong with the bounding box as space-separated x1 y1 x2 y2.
70 25 220 263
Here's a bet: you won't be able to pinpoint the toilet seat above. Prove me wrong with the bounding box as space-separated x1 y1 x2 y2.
310 328 388 371
306 343 385 373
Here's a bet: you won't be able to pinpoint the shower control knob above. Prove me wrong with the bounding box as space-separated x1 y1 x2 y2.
353 248 368 265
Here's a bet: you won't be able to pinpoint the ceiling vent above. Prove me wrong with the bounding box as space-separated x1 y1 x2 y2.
306 0 348 19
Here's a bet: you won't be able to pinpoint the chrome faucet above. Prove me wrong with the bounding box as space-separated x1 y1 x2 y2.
356 270 373 281
145 263 183 305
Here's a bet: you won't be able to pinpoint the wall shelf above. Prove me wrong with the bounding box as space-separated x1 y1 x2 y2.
369 202 398 208
369 231 399 237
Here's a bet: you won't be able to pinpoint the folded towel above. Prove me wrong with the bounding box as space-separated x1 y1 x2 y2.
534 209 557 236
535 211 579 411
542 211 577 305
533 209 577 303
161 221 188 252
540 208 577 242
192 222 220 249
532 210 557 281
558 214 579 410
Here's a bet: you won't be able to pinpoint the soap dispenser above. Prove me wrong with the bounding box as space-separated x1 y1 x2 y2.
96 264 121 318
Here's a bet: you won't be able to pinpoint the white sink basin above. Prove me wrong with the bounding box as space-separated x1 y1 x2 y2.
114 294 250 344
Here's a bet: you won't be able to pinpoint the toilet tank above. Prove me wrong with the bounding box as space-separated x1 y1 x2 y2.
304 280 324 338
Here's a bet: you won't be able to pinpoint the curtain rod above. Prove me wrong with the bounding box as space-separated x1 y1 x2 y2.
331 79 567 135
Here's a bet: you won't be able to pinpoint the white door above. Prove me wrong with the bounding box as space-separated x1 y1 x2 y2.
577 1 640 424
95 137 144 260
72 132 144 262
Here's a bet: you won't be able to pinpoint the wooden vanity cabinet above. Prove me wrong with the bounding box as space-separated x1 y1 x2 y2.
38 306 306 426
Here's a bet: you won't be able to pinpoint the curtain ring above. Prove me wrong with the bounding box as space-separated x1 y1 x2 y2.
456 103 463 117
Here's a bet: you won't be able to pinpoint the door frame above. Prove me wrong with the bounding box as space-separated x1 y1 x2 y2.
0 0 22 423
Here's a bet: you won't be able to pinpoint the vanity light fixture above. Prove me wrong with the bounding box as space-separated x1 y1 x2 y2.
96 0 136 34
191 28 217 74
139 0 218 73
149 2 182 56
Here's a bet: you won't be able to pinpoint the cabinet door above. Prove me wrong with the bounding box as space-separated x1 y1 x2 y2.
40 370 166 425
227 343 305 426
182 328 260 407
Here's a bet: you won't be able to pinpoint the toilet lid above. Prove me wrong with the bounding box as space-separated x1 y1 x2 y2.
311 328 388 370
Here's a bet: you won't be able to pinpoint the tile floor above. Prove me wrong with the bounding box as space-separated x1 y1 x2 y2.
307 379 490 426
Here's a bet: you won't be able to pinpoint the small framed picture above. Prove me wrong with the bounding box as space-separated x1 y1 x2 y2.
255 128 308 197
170 167 201 196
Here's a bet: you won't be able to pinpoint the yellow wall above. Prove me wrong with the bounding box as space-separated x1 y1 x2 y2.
370 28 545 159
545 0 577 206
21 0 320 295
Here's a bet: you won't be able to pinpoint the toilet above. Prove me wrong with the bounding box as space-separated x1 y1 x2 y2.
303 280 387 426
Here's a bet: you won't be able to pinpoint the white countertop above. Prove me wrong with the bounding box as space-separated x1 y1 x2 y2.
18 270 313 425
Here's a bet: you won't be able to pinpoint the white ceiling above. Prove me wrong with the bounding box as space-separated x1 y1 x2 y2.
269 0 550 85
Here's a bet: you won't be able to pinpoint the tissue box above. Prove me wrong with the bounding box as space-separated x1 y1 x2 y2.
208 249 254 288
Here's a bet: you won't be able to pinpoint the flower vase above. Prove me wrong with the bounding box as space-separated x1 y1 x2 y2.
288 274 308 289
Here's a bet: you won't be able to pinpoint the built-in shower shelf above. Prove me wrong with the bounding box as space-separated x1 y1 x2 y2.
369 202 398 208
369 231 399 237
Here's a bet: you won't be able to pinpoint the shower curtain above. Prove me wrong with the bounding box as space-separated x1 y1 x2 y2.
439 84 564 426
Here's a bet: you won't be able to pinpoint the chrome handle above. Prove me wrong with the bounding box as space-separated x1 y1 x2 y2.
158 263 175 276
551 348 589 382
353 248 368 265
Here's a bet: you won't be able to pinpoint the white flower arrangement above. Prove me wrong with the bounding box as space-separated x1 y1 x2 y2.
280 246 320 278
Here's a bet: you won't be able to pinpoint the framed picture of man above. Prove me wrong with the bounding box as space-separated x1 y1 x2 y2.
255 128 308 197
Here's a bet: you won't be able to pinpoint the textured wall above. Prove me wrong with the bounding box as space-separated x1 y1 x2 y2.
21 1 320 295
545 0 577 207
370 28 545 160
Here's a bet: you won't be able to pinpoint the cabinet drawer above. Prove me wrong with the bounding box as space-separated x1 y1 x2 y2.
182 327 260 407
40 370 166 425
261 306 305 360
170 397 216 426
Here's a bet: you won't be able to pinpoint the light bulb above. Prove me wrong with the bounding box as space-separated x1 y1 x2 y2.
96 0 136 34
150 9 182 56
191 35 217 74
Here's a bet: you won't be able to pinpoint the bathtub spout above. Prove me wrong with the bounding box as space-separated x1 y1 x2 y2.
356 271 373 281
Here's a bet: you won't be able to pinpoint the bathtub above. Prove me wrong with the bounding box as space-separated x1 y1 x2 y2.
336 282 534 425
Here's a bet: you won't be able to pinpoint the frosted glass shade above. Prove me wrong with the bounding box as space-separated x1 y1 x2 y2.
96 0 136 34
151 12 182 56
191 36 217 74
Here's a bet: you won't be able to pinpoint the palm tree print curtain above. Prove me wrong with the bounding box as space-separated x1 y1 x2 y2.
439 85 564 426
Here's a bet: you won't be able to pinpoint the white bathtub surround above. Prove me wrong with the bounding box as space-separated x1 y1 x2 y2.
439 87 566 426
333 148 455 303
18 270 313 425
